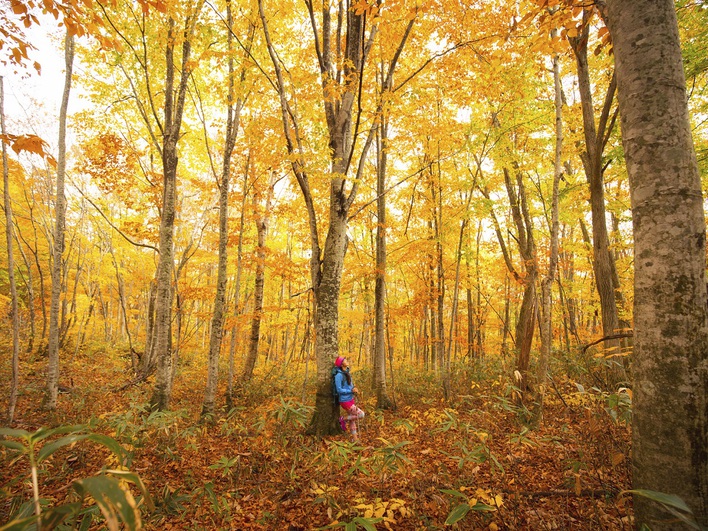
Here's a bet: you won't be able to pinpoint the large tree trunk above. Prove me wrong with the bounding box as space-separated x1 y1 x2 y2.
308 209 349 435
46 31 74 411
606 1 708 527
259 0 413 435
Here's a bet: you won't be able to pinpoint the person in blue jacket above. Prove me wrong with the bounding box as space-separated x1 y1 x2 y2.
333 356 365 442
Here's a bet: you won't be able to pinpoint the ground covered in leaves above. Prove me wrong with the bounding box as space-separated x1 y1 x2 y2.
1 348 632 530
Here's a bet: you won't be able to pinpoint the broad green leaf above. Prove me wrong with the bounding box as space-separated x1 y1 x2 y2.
32 425 85 443
86 434 126 462
440 489 467 499
355 517 383 531
106 469 154 510
661 505 703 530
471 501 496 512
78 511 94 531
625 489 693 513
0 514 38 531
40 502 82 528
38 434 90 462
73 476 142 531
0 428 30 439
0 440 26 452
445 503 470 525
627 490 701 530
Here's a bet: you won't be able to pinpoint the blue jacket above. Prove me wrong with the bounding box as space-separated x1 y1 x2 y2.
334 368 355 403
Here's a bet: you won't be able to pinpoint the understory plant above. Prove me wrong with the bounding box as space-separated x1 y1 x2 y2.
0 425 152 530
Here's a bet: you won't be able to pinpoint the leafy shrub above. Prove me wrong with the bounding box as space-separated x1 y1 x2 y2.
0 425 152 531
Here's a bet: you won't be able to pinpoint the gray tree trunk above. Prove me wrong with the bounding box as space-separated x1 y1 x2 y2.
606 0 708 527
374 114 392 409
569 18 622 349
15 227 36 353
1 76 20 423
485 167 537 394
202 4 249 416
226 168 249 408
536 46 563 419
46 32 74 411
241 176 274 383
151 7 202 410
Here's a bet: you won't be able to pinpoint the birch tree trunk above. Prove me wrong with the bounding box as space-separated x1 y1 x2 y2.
46 31 74 411
241 176 275 383
226 168 249 408
150 5 203 410
606 1 708 527
202 2 249 417
1 76 20 423
535 45 563 420
374 112 392 409
568 18 623 354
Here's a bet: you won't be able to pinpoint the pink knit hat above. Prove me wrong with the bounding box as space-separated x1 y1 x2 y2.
334 356 345 367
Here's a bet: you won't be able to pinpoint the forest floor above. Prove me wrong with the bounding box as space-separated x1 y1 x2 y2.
0 347 633 530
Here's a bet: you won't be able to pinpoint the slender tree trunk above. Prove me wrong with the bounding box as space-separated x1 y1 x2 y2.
1 76 20 424
151 7 202 410
435 172 446 385
569 19 622 349
535 45 563 419
15 229 36 353
110 247 135 368
374 109 392 409
202 3 249 416
446 218 467 372
241 175 274 383
226 167 248 408
143 281 157 372
607 1 708 526
46 32 74 410
466 262 474 359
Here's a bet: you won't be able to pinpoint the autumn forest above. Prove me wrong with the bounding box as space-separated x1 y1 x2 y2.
1 0 707 529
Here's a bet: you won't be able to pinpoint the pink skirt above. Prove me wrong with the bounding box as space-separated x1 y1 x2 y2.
340 399 356 410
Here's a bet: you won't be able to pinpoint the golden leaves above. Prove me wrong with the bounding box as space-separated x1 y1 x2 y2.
0 133 57 168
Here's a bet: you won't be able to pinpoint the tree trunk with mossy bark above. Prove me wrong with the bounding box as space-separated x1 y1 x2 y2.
606 0 708 527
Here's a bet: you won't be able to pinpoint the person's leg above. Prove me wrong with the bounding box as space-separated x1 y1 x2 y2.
345 405 364 441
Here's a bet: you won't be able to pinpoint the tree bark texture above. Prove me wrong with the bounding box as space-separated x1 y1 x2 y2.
1 76 20 424
203 3 248 416
606 1 708 527
503 167 537 394
46 31 74 410
226 168 248 408
374 117 392 409
151 7 202 410
536 46 563 419
569 20 621 344
241 178 274 383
